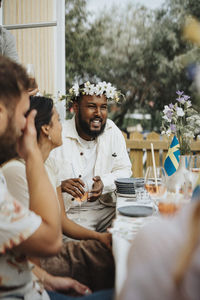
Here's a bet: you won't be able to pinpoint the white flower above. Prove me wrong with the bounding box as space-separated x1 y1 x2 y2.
166 129 172 136
176 107 184 117
162 115 171 122
186 100 192 107
106 86 116 99
161 91 198 154
72 83 79 96
95 82 105 96
105 82 112 89
68 81 123 102
69 88 73 94
183 132 194 139
114 92 120 102
163 105 171 114
84 82 95 95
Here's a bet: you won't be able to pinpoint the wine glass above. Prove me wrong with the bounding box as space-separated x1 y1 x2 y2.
187 155 200 173
144 166 167 205
26 64 37 89
75 179 93 223
75 189 88 223
185 155 200 200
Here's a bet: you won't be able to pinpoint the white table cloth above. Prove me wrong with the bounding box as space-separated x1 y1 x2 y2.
111 195 158 296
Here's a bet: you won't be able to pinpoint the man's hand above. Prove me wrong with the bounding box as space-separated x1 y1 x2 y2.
44 273 92 296
61 178 85 198
97 232 112 250
16 109 39 161
88 176 103 202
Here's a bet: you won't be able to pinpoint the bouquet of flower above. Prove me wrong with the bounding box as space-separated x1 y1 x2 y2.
161 91 200 154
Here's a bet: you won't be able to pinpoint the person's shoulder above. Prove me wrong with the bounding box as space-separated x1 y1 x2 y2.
106 119 124 136
1 159 24 171
106 119 120 131
61 118 74 135
45 156 57 172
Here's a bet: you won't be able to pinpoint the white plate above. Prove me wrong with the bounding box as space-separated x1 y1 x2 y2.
117 193 136 199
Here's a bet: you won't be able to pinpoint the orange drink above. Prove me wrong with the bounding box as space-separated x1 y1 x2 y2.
158 202 180 215
145 183 166 196
75 191 88 203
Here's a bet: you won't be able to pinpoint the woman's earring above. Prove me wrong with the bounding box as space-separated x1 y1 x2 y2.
48 135 51 141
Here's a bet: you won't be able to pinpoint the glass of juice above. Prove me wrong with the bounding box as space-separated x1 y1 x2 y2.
144 166 167 203
157 192 182 216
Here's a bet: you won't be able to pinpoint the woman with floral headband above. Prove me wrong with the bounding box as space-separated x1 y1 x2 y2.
51 81 132 232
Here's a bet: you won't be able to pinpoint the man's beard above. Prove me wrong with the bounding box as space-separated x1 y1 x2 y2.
78 110 106 138
0 119 19 165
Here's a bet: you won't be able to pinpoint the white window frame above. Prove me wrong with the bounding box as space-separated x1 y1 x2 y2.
1 0 66 97
0 2 2 25
54 0 66 96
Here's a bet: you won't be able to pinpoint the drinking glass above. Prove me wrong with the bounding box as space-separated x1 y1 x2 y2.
75 189 88 223
185 155 200 199
144 166 167 204
187 155 200 174
134 179 151 204
75 179 93 223
157 192 181 215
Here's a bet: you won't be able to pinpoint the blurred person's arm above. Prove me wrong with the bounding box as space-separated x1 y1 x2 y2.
32 263 91 295
15 110 62 256
1 27 19 62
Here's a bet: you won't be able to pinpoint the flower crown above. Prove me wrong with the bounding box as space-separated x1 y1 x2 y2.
67 81 124 103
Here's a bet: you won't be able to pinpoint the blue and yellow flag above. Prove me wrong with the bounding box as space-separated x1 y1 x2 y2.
164 136 180 176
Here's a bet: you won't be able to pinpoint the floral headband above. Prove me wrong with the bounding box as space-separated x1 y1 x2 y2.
67 81 124 103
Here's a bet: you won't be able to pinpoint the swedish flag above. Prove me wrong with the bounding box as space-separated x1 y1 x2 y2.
164 136 180 176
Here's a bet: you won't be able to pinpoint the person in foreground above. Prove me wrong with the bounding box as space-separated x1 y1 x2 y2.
51 81 132 232
117 200 200 300
0 56 113 300
2 95 115 291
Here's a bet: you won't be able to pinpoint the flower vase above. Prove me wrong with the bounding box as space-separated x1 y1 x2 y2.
166 155 189 195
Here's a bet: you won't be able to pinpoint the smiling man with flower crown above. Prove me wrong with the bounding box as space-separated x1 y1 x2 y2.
51 81 132 232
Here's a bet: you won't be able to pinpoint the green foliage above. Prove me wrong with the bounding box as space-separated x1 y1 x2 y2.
65 0 108 90
65 0 200 131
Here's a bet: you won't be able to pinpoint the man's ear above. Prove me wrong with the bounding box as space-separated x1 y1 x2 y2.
41 124 50 137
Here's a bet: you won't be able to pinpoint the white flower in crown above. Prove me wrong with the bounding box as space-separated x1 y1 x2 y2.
114 92 120 102
72 82 79 97
67 81 124 103
95 82 105 95
106 86 116 99
84 82 96 95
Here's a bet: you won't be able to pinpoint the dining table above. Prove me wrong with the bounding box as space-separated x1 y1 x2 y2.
110 194 159 296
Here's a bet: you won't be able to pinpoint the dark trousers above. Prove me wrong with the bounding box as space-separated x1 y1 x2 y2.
41 240 115 292
47 289 114 300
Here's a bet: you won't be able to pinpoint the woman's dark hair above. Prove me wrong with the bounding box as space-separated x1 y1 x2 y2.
28 96 54 140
